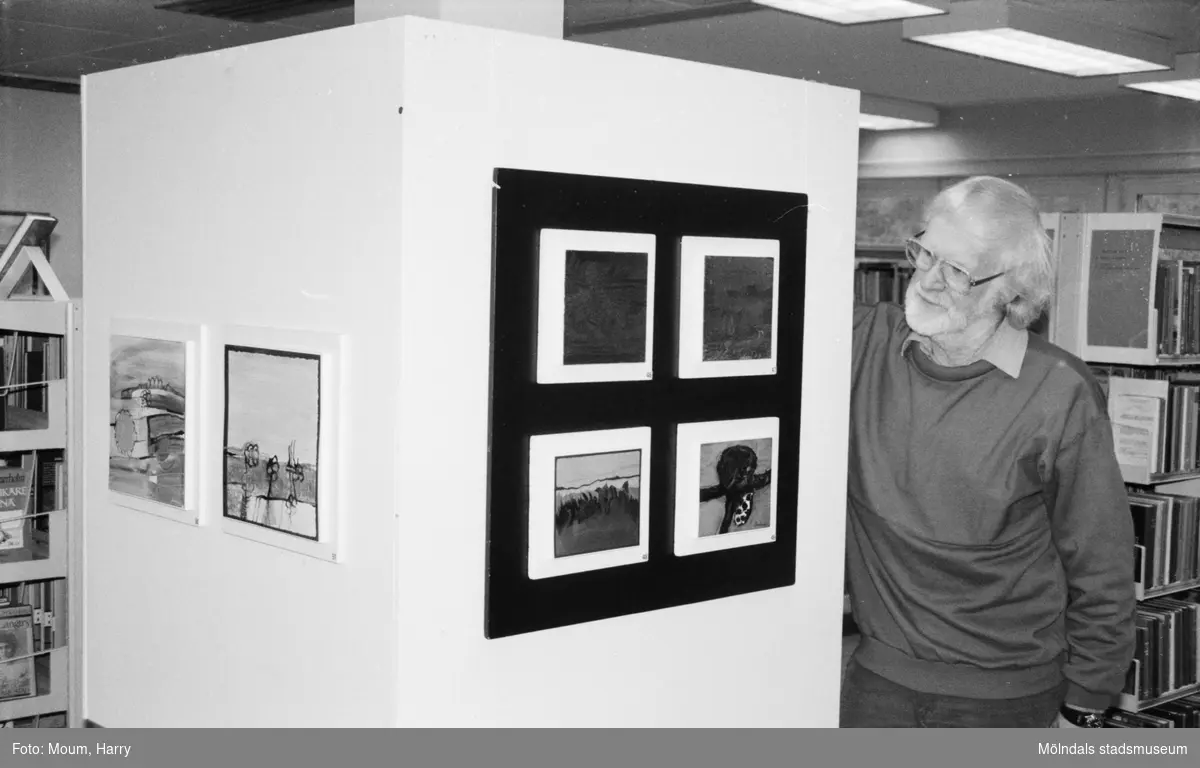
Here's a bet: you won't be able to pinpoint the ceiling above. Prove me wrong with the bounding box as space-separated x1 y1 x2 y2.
0 0 1198 108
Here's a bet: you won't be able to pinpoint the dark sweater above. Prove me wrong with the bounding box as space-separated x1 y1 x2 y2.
847 302 1136 710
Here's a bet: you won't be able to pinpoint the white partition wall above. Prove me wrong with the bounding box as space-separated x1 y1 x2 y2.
82 16 858 727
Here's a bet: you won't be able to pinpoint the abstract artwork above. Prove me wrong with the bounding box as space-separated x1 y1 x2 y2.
678 236 780 378
563 251 648 366
527 427 651 579
109 336 187 507
698 437 773 536
223 346 321 541
536 229 657 384
674 417 779 556
107 319 201 524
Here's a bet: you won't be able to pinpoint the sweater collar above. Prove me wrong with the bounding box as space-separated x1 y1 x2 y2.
901 319 1028 379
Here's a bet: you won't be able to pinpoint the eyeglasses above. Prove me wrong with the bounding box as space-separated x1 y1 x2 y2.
904 231 1006 294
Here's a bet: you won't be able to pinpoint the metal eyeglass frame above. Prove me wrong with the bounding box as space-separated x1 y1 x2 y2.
904 230 1007 293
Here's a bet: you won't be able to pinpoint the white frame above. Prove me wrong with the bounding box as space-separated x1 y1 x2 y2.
216 325 346 563
536 228 657 384
674 417 780 556
678 236 781 379
107 318 204 526
527 426 652 580
1077 213 1163 365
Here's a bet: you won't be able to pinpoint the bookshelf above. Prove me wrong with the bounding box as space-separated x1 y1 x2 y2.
0 212 80 729
1053 212 1200 723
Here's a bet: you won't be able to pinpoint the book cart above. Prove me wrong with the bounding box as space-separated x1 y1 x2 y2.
1053 211 1200 725
0 212 81 729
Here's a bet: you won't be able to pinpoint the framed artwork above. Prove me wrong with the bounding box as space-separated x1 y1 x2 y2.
219 325 344 563
855 178 938 247
108 318 203 526
678 236 780 378
536 228 657 384
673 417 779 556
1117 172 1200 214
486 168 805 639
527 427 651 579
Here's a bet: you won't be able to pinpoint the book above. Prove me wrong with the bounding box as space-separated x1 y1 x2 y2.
0 464 34 553
0 604 36 702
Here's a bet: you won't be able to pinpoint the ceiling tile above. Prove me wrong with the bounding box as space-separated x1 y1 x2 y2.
1 53 131 80
0 0 263 38
163 21 309 57
80 36 194 65
272 5 354 31
0 18 135 65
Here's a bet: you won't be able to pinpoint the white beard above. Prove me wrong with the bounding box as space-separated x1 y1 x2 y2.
904 282 968 337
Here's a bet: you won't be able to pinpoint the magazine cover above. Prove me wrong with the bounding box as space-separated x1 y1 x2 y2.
0 608 36 701
0 467 34 552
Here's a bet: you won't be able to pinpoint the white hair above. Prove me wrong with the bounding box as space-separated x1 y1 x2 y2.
924 176 1055 330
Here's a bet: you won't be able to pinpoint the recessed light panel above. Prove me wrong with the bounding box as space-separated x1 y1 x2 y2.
753 0 944 25
911 27 1170 77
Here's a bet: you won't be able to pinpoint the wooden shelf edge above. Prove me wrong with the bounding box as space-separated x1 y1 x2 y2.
0 646 68 721
1118 680 1200 713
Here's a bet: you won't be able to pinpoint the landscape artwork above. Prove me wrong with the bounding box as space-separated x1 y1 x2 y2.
223 346 320 541
702 255 775 362
563 250 649 366
109 335 187 508
527 426 652 579
554 448 642 558
536 229 657 384
697 437 773 537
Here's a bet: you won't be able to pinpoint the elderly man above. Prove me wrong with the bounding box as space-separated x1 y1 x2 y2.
841 176 1135 728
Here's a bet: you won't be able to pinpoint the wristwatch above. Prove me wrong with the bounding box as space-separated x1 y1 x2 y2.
1059 705 1106 728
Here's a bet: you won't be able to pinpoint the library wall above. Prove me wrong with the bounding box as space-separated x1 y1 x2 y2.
0 86 82 297
394 18 857 727
81 16 859 727
82 22 407 727
855 93 1200 248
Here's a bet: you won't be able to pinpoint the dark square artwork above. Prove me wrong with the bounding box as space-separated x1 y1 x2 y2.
554 449 642 557
703 255 774 362
563 250 649 365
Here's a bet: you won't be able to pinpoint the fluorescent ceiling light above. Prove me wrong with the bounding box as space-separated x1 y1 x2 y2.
859 95 939 130
1121 53 1200 102
752 0 945 25
858 114 937 130
902 0 1173 77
